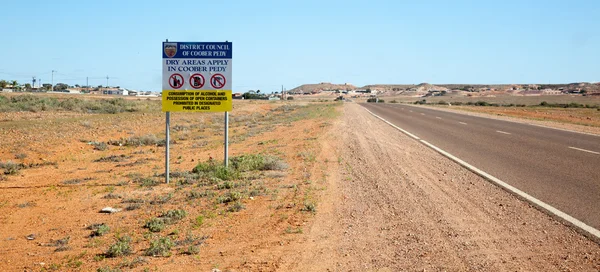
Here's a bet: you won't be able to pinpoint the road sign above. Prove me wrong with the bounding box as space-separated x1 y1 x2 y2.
210 73 226 89
162 42 232 112
189 73 205 89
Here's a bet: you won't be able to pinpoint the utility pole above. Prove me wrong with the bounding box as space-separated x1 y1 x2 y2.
86 77 89 93
51 70 56 91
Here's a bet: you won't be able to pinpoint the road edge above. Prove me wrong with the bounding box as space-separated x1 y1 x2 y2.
363 107 600 244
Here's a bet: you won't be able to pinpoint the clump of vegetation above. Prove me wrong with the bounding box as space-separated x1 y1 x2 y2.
227 201 246 212
301 202 317 213
367 97 384 103
88 223 110 237
216 191 243 204
144 218 166 232
96 266 122 272
108 134 166 147
149 193 173 204
187 190 215 200
192 161 238 180
63 177 94 185
144 209 188 232
137 177 159 187
92 142 109 151
539 101 599 109
94 154 130 163
145 237 174 257
192 154 288 181
14 153 27 160
105 235 133 257
53 236 71 252
0 161 20 175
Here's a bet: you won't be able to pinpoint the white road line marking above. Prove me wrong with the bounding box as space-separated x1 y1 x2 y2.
436 117 442 119
363 106 600 241
364 109 420 140
496 130 512 135
409 110 413 113
569 146 600 155
421 113 426 115
459 122 467 125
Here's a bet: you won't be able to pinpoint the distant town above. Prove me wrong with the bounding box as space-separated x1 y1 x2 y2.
0 79 158 97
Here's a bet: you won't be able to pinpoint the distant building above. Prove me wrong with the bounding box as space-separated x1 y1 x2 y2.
64 88 81 94
103 88 128 95
541 89 562 95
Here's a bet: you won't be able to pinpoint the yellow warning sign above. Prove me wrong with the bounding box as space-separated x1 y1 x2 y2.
162 90 232 112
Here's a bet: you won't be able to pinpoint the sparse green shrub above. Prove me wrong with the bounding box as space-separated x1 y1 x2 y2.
144 218 166 232
138 177 159 187
14 153 27 160
301 202 316 213
192 215 204 228
414 99 427 105
92 142 108 151
89 223 110 237
94 155 130 163
108 134 166 147
287 96 294 100
182 245 200 255
145 237 174 257
105 235 132 257
162 209 187 223
262 156 289 170
97 266 122 272
0 161 20 175
187 190 214 199
227 201 245 212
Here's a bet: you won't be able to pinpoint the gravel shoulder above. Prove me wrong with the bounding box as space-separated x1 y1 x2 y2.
296 103 600 271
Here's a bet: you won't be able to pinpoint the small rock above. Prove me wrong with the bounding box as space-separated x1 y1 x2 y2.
26 234 36 240
100 207 121 213
249 197 254 200
211 269 221 272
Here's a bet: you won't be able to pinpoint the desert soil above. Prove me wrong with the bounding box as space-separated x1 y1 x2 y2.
0 100 599 271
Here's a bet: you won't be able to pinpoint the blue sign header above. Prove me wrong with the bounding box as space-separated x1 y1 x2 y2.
163 42 232 59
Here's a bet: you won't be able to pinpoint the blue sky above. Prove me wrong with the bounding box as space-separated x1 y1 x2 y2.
0 0 598 92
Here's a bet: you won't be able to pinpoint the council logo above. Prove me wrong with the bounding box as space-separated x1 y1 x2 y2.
164 42 177 58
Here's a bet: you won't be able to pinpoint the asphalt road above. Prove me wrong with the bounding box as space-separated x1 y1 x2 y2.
360 103 600 230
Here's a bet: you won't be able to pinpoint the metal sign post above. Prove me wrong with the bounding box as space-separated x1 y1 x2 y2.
224 111 229 167
165 111 171 183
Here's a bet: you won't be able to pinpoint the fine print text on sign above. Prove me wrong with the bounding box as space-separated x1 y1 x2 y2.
162 90 232 112
162 42 232 112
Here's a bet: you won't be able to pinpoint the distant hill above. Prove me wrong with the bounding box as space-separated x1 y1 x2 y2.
288 82 600 96
288 83 357 94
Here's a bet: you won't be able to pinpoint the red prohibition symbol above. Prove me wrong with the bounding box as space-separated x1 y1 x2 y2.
189 73 205 89
169 73 184 89
210 73 226 89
